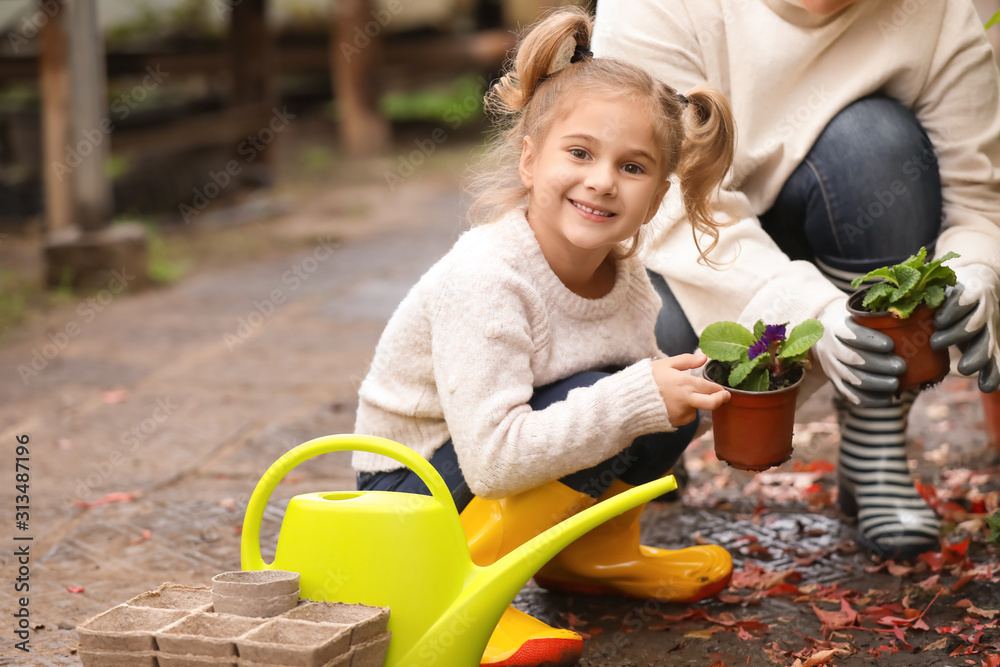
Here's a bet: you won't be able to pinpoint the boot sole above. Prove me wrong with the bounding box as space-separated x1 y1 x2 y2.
481 637 582 667
533 569 733 604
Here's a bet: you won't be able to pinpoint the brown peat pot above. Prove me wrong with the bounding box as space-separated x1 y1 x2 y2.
847 289 950 392
704 361 803 472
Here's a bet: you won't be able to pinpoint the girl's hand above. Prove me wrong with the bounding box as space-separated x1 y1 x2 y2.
651 353 731 426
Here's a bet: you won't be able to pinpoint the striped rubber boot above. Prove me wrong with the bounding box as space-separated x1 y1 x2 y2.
835 391 940 558
816 258 941 558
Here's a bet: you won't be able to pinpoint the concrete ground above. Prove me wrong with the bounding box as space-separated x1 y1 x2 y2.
0 144 998 666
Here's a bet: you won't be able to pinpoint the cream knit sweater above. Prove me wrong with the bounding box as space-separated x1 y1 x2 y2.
594 0 1000 337
353 210 673 499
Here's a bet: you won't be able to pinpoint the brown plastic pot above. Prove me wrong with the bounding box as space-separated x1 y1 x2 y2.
847 289 950 392
704 361 803 472
983 390 1000 452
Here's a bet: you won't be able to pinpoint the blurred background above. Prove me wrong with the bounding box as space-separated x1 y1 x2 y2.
0 0 590 330
0 0 997 331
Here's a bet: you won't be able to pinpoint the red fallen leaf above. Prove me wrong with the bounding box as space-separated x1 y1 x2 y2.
912 618 931 632
982 654 1000 667
794 460 836 474
951 645 977 657
658 609 703 624
704 611 739 626
919 551 944 572
793 554 820 566
953 573 977 593
944 538 971 563
888 561 916 576
764 583 802 597
587 627 603 635
971 500 988 514
961 632 985 645
102 389 129 404
812 599 858 632
74 491 138 509
864 604 906 617
918 574 941 591
563 612 587 629
937 625 967 634
877 615 914 627
956 599 975 609
710 661 727 667
802 648 844 666
717 592 747 604
869 642 899 657
66 586 85 594
738 626 753 641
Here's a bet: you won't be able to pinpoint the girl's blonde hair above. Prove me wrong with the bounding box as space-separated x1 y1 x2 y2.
467 6 735 263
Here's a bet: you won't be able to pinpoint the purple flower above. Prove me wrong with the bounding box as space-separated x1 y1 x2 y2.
748 324 787 360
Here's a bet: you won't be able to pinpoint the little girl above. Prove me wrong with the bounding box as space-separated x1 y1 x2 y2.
354 7 735 667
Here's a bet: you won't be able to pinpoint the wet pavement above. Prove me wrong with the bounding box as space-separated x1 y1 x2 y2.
0 149 998 666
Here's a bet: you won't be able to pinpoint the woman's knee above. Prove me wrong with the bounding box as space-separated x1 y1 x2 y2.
806 96 942 263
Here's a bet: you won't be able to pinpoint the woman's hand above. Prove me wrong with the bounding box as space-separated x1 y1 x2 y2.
652 353 731 426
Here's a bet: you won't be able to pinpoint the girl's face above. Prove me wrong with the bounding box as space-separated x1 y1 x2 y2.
520 97 669 268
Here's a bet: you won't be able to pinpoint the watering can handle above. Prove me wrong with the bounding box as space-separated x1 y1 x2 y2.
241 433 459 570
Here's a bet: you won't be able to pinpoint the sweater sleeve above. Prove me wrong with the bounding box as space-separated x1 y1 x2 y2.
914 1 1000 272
430 268 672 499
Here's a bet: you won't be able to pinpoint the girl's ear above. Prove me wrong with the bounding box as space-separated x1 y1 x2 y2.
519 136 536 190
644 180 671 224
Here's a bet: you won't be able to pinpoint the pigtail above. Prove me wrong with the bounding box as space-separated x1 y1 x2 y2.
676 86 736 265
485 7 592 118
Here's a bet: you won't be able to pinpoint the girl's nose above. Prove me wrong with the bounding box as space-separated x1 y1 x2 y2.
585 164 617 196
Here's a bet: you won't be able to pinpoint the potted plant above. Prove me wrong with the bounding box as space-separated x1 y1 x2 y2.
847 247 959 392
699 318 825 471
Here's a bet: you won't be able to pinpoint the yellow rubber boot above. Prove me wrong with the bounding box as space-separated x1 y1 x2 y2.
460 482 595 667
533 478 733 602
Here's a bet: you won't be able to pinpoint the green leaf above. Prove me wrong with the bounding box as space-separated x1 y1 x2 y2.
889 298 920 319
779 319 825 358
729 354 764 387
740 368 770 392
923 284 946 309
902 246 928 270
862 282 895 311
699 321 755 362
753 319 766 340
851 267 897 289
987 509 1000 544
891 265 921 300
920 264 957 290
988 9 1000 30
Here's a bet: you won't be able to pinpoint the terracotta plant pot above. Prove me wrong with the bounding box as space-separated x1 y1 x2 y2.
983 390 1000 452
847 289 950 392
704 361 804 472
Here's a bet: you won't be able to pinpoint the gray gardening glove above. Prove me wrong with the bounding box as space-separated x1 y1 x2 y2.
813 300 907 407
930 264 1000 393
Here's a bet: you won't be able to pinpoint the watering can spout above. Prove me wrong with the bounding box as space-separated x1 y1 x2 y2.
395 474 677 667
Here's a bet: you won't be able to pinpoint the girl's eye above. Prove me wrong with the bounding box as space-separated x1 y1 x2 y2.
622 163 645 175
569 148 590 159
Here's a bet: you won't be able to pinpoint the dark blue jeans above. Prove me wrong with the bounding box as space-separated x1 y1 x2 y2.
652 95 944 355
357 371 697 512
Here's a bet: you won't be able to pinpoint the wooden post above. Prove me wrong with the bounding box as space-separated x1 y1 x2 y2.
230 0 278 171
67 0 113 232
39 0 72 234
331 0 391 157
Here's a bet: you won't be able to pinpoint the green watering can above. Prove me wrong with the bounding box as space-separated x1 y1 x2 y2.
241 434 676 667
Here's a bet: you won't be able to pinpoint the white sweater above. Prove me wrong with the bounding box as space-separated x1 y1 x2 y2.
353 210 673 498
594 0 1000 335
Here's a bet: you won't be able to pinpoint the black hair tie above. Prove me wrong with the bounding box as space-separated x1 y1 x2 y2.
570 44 593 63
677 93 690 106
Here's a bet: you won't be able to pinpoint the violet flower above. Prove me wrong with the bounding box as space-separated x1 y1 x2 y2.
748 324 787 360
